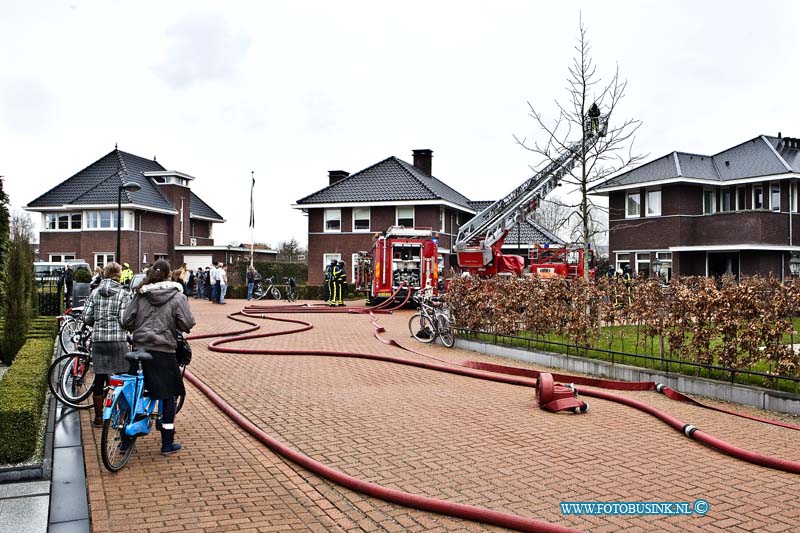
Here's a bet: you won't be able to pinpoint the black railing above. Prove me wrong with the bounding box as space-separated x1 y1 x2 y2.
35 276 62 316
458 328 800 394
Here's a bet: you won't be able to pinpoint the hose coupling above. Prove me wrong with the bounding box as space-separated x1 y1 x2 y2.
682 424 698 438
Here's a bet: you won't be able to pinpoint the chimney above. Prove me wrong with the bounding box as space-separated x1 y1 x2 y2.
328 170 349 185
412 149 433 176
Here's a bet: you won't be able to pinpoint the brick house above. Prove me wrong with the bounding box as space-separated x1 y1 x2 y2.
591 134 800 280
25 147 273 271
294 149 562 285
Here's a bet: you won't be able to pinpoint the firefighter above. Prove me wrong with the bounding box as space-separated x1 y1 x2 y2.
120 262 133 287
329 260 347 306
324 259 336 303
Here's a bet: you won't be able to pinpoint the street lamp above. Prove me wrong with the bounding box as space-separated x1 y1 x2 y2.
117 181 141 264
790 253 800 277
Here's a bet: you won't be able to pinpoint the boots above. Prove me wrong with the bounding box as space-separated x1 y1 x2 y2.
92 394 105 427
160 428 182 455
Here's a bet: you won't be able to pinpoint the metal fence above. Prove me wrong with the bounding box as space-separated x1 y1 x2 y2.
35 276 62 316
458 328 800 394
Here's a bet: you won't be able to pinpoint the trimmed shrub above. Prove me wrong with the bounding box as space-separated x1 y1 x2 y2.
2 222 34 364
0 337 54 463
236 261 308 286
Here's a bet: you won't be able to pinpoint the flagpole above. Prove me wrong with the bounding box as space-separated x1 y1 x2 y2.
249 171 255 268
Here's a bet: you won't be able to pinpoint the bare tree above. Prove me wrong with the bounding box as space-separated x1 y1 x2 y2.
531 193 572 239
515 16 643 279
277 237 305 262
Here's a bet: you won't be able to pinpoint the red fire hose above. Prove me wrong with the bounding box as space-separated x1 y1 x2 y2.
185 304 800 533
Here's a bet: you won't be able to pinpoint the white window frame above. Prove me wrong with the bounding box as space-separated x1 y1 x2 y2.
352 207 370 232
49 254 76 262
625 192 640 218
753 185 764 210
645 189 661 217
94 253 116 270
322 253 341 274
615 253 630 271
703 189 716 214
770 182 781 211
84 210 134 230
736 186 747 211
439 207 446 232
324 208 341 232
635 252 651 276
719 188 732 213
351 253 360 283
43 211 82 231
396 206 415 227
792 182 799 213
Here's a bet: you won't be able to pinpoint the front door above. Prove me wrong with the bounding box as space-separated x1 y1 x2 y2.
707 252 739 280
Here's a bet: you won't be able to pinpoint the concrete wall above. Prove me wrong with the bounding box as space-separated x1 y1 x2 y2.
456 338 800 415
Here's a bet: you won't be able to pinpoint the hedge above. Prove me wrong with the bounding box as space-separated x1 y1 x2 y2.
0 337 54 463
222 284 355 301
235 261 308 285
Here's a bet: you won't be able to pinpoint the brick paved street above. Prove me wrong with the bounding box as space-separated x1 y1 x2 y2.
81 298 800 532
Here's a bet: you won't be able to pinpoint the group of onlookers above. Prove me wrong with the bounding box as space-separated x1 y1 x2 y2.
192 263 228 304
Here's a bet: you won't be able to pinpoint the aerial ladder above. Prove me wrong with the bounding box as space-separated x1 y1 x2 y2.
454 104 608 276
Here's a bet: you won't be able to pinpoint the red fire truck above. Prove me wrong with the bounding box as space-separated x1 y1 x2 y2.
355 226 441 304
529 244 596 279
454 105 607 278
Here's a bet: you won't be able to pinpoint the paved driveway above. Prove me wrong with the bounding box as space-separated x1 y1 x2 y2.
81 299 800 532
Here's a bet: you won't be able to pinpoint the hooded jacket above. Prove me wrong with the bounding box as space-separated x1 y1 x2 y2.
83 278 131 343
123 281 196 353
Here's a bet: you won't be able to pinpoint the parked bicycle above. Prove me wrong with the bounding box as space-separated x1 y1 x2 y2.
100 347 187 472
284 277 298 302
253 276 281 300
48 350 95 409
408 292 455 347
58 307 93 354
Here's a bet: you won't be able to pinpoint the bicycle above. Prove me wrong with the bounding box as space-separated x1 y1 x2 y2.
48 351 95 409
253 276 281 300
58 308 92 354
408 292 455 348
101 348 187 472
284 277 298 302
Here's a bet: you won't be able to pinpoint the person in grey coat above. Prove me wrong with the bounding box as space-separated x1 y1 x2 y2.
123 259 196 455
83 262 131 427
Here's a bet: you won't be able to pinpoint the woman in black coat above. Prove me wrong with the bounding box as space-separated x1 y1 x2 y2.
122 259 196 455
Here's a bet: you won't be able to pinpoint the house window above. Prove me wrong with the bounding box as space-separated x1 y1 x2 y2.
615 253 630 272
636 253 651 277
646 190 661 216
626 192 640 218
44 212 82 230
736 186 747 210
720 188 732 213
95 253 115 270
352 207 370 232
771 183 781 211
656 252 672 282
397 206 415 227
322 253 341 274
754 185 764 209
49 254 76 262
703 190 716 214
792 183 799 213
439 207 446 232
324 209 341 232
85 210 133 229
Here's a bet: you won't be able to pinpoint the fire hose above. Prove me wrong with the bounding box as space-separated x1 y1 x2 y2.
184 303 800 533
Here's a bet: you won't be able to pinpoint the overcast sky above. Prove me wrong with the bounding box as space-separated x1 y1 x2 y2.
3 0 799 248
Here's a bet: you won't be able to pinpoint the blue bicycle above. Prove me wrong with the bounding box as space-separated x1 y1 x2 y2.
100 348 185 472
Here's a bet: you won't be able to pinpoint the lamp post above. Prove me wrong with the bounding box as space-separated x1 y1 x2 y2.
117 181 142 264
790 253 800 277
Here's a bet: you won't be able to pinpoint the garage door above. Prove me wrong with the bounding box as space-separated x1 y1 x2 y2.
183 255 213 271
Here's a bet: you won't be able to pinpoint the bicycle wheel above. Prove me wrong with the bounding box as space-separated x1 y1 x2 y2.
437 314 455 348
408 313 436 343
101 397 136 472
48 353 95 409
270 287 281 300
58 318 80 354
286 286 298 302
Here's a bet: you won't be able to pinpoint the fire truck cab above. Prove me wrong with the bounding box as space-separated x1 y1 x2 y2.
529 245 596 279
355 226 441 304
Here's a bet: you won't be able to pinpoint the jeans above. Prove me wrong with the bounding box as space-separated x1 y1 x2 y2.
247 281 254 300
220 283 228 303
211 282 219 303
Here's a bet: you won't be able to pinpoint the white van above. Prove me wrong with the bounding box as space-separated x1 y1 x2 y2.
34 260 91 280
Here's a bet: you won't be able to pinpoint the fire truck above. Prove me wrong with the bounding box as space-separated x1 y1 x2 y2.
454 104 607 277
354 226 441 304
529 244 596 279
